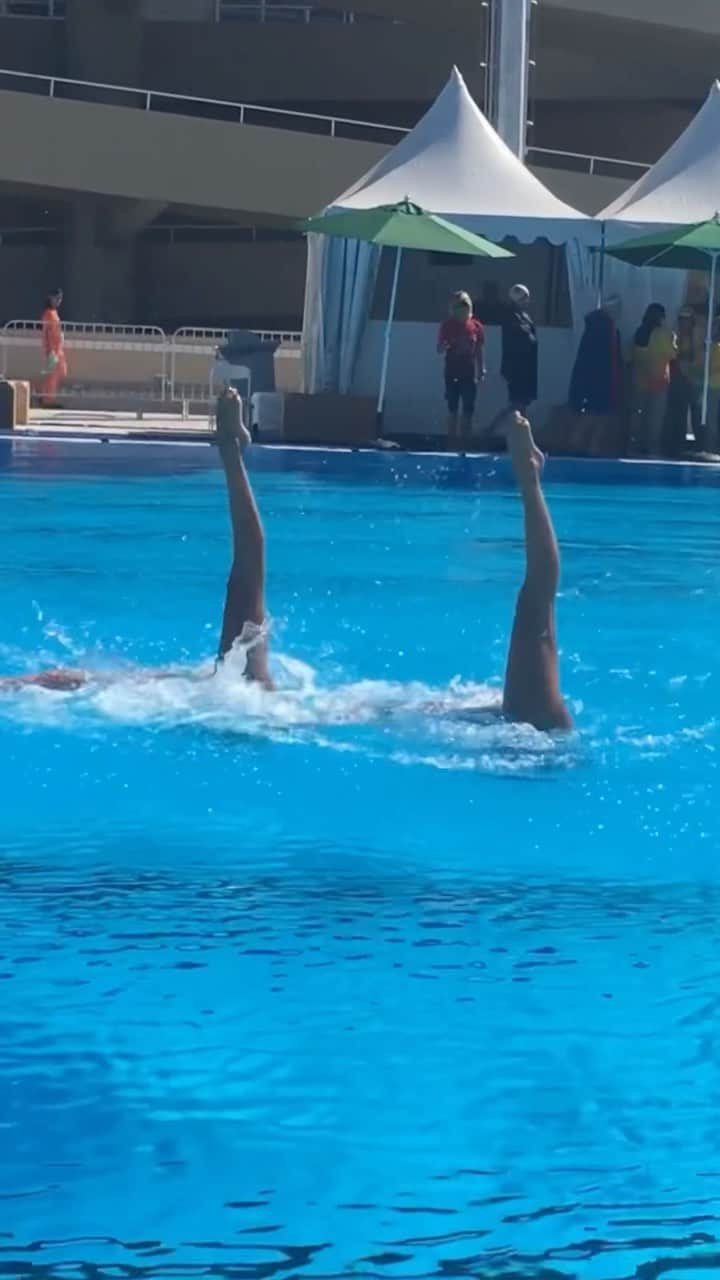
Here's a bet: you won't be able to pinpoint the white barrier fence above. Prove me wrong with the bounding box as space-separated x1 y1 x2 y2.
0 320 301 403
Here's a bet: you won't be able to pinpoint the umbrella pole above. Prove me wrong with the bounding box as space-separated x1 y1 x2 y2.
701 251 719 432
377 246 402 429
596 220 607 308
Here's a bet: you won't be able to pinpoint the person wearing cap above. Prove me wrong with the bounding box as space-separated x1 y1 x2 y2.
501 284 538 412
39 288 67 408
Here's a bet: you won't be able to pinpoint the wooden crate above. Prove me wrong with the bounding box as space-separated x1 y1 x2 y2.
284 393 377 446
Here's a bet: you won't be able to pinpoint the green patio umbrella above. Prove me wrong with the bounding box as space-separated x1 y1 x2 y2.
301 199 513 421
606 215 720 428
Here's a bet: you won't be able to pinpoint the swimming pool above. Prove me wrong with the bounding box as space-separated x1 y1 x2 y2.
2 438 720 1279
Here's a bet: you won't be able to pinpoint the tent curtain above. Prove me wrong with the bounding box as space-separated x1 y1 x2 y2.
301 233 381 394
565 238 688 349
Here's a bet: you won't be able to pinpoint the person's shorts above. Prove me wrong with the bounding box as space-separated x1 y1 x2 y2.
445 375 477 415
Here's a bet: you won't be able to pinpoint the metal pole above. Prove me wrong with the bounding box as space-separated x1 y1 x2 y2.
170 336 177 402
701 252 718 429
488 0 532 158
377 246 402 425
596 220 606 309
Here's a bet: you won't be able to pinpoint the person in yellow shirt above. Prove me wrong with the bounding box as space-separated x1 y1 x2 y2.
690 312 720 454
629 303 677 456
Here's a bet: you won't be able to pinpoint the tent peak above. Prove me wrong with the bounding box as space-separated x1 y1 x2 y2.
329 62 590 243
599 80 720 225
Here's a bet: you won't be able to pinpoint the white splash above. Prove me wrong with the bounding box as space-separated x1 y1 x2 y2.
0 642 576 776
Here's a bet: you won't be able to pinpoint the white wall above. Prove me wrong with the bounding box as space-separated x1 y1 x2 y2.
352 321 577 436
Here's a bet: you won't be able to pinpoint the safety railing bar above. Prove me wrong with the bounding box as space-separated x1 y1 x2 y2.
0 67 654 172
0 66 411 137
527 144 650 173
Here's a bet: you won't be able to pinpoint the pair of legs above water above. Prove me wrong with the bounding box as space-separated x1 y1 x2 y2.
215 412 272 688
3 411 570 732
501 413 572 732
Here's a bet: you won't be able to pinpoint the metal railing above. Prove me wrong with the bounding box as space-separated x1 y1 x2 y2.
169 325 300 401
172 325 301 346
2 318 167 344
216 0 361 21
0 0 64 15
140 222 303 244
0 221 304 246
0 224 63 245
527 144 650 180
0 66 408 144
0 67 653 177
0 320 301 404
0 0 368 20
0 64 653 179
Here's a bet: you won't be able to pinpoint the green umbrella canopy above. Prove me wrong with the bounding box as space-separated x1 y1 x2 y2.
301 198 514 258
606 216 720 270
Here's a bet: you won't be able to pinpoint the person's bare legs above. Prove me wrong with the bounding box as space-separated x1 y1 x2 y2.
502 412 572 731
216 415 272 687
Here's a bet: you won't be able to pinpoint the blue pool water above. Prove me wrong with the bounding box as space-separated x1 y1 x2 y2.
2 439 720 1279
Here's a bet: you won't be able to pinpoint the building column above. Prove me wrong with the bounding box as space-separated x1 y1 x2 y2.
487 0 533 158
64 0 144 85
64 196 162 323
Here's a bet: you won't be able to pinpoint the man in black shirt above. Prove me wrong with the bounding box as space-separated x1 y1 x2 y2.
502 284 538 412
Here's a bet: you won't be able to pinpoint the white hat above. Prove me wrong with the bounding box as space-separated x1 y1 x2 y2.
509 284 530 304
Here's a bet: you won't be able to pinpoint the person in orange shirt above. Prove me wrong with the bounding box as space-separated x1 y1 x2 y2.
39 289 68 407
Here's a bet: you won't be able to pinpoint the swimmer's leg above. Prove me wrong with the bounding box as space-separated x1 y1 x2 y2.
0 669 88 692
216 413 273 687
502 412 572 731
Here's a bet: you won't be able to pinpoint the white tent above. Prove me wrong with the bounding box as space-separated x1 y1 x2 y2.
599 81 720 225
335 66 594 245
303 68 595 397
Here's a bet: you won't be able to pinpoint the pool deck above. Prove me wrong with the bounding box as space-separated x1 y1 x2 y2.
4 410 720 487
17 407 215 440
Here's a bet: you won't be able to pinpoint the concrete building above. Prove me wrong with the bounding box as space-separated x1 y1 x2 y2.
0 0 718 330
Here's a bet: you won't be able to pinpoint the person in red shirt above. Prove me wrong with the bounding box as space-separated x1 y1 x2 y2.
437 291 486 448
40 288 68 407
